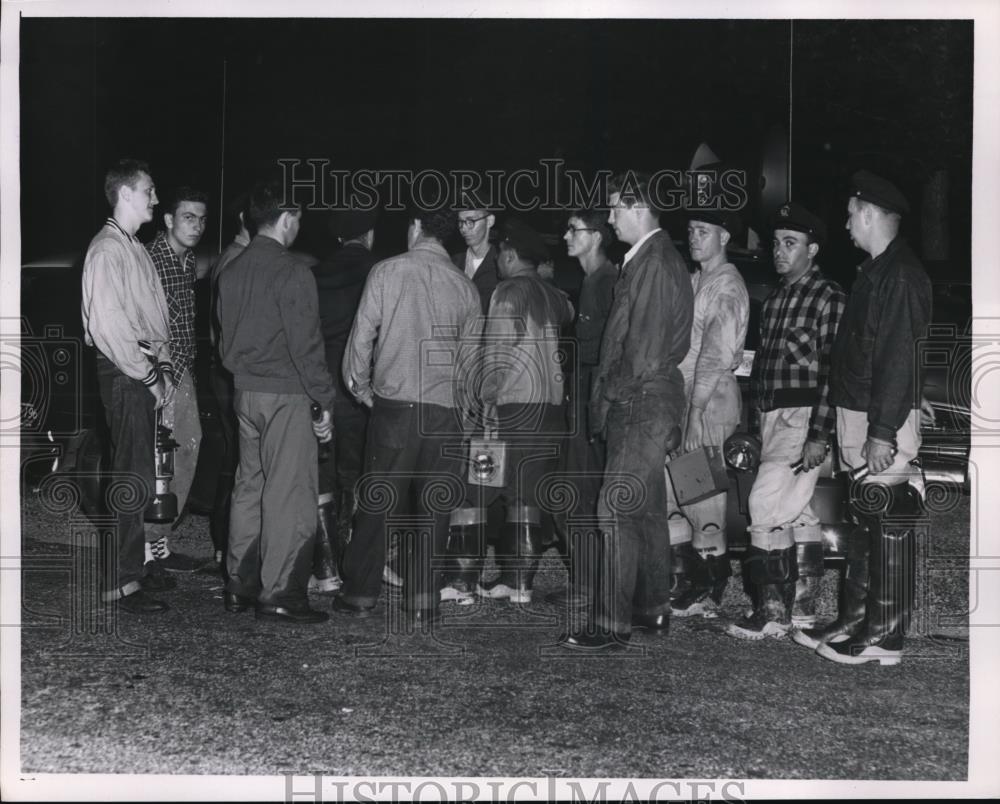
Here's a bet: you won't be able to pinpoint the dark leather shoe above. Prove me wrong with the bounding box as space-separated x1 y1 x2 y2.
559 629 630 651
331 597 376 618
140 562 177 593
631 613 670 634
255 603 329 624
224 592 254 613
116 589 169 614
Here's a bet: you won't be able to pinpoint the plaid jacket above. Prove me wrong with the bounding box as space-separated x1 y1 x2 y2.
146 231 197 384
750 265 846 443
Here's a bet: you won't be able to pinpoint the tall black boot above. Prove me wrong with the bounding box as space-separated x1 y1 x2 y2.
819 483 921 665
672 545 730 617
727 545 797 640
479 507 540 605
443 507 483 604
668 541 698 601
791 541 825 628
792 519 872 649
309 499 341 595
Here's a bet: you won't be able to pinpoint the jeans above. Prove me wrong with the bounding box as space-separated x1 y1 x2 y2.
595 389 682 634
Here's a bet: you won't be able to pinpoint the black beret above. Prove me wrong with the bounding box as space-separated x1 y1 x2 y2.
850 170 909 215
686 208 744 238
501 218 550 265
770 201 827 245
330 208 378 240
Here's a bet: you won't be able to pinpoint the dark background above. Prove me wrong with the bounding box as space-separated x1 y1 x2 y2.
20 17 972 282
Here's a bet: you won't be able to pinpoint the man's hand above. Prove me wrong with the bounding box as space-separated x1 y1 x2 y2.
163 375 176 407
919 396 936 429
862 437 896 475
800 439 828 472
312 409 333 443
149 379 167 410
683 406 706 453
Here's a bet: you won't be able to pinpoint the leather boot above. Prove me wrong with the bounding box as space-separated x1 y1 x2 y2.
309 500 341 594
818 483 921 666
792 519 872 650
727 545 796 640
792 540 825 628
668 541 698 601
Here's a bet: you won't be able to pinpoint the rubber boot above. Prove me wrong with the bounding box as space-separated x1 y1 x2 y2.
791 540 825 628
819 483 920 665
792 519 872 650
727 545 797 640
443 508 483 605
479 507 540 605
336 489 355 553
309 498 341 594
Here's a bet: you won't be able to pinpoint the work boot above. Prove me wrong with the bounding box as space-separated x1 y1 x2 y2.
308 499 342 595
817 484 921 666
792 518 872 650
791 540 825 628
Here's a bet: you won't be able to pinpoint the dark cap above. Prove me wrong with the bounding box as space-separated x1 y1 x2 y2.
850 170 909 215
770 201 827 245
686 208 744 238
330 208 378 240
501 218 550 266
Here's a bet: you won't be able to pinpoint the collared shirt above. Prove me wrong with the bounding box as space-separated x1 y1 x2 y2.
344 240 482 408
575 260 618 366
147 231 197 383
677 262 750 409
81 218 172 385
750 265 846 443
621 227 662 266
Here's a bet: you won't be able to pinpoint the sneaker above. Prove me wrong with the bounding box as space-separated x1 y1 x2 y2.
309 574 342 595
791 613 818 629
476 580 532 604
671 590 719 619
440 585 475 606
815 641 902 666
726 609 790 640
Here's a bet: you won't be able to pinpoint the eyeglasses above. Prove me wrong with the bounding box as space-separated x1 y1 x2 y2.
457 215 490 230
565 225 598 235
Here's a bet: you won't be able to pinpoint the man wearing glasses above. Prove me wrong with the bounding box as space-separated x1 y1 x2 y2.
452 201 500 315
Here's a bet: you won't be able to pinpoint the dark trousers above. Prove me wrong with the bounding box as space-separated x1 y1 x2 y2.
342 397 463 610
96 355 155 594
334 390 368 495
208 358 236 556
595 388 683 634
227 390 318 607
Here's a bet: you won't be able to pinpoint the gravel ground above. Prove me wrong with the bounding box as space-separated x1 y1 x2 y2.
17 490 971 780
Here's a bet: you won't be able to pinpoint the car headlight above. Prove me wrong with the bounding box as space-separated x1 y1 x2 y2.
723 432 762 472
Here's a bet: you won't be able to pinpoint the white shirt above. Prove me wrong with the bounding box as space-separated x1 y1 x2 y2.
464 249 485 280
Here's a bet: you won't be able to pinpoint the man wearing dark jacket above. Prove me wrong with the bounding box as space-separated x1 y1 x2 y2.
217 181 335 624
561 172 694 650
452 203 500 315
802 170 931 666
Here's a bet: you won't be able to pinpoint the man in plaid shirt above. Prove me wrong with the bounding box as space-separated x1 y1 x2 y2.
727 201 846 640
145 187 210 574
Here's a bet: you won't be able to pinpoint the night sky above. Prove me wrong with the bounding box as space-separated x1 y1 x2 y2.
19 17 973 279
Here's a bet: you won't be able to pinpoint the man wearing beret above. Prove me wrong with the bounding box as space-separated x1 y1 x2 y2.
312 207 380 589
668 208 750 619
450 219 574 605
800 170 931 666
727 202 846 640
562 172 693 650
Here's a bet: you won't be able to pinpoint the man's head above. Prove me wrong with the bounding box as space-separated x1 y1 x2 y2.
845 171 906 254
564 207 614 264
770 201 824 282
687 208 741 266
163 187 209 255
407 208 457 250
607 172 661 246
248 180 302 247
105 159 158 227
331 208 378 250
456 205 496 251
497 218 550 279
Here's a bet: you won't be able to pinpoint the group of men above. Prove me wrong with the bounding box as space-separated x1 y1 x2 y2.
81 159 931 666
